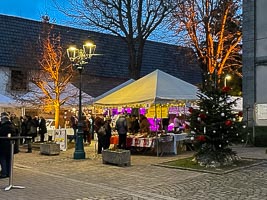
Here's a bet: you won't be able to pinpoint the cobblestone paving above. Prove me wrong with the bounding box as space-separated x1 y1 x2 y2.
0 143 266 200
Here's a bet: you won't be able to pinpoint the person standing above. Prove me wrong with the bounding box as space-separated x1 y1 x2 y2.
39 116 47 143
103 116 112 150
115 114 128 149
20 115 28 144
30 116 39 143
94 115 105 154
131 115 140 133
70 115 78 142
82 114 90 144
139 115 150 134
88 115 93 145
173 115 181 133
162 117 170 133
10 113 21 153
0 112 17 178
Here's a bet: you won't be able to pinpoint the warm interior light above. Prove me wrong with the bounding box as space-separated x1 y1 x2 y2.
225 75 231 80
67 46 79 61
83 41 96 59
84 42 94 47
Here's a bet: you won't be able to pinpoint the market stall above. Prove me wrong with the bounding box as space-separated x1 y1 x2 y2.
110 132 188 155
94 69 200 156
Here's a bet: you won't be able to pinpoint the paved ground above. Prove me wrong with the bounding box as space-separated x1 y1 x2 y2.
0 142 267 200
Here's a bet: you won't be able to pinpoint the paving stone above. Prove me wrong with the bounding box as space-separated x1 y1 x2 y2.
0 142 266 199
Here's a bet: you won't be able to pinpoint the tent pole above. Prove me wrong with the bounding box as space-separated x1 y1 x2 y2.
155 104 159 157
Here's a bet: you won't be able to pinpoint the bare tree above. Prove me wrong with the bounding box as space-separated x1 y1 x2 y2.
27 16 76 128
171 0 242 77
55 0 177 79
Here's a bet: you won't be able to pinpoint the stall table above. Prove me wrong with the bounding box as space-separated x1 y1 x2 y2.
110 135 178 156
167 133 188 154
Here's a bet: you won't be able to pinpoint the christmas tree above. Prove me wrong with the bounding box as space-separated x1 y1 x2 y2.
188 73 246 167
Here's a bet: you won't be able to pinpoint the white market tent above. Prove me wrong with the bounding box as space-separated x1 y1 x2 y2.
94 69 199 106
94 79 135 102
0 93 21 107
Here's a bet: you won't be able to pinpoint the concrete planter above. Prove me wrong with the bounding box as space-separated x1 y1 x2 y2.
40 143 60 155
102 149 131 167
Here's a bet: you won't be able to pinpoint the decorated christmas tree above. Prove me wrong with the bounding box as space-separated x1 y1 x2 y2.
187 73 246 167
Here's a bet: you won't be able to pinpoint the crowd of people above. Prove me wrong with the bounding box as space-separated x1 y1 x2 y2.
92 113 151 154
0 112 48 179
0 110 185 178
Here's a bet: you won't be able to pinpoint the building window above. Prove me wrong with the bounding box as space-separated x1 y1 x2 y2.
11 70 27 91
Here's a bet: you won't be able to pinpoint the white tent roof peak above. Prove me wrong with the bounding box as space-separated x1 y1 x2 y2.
94 69 199 106
94 79 135 102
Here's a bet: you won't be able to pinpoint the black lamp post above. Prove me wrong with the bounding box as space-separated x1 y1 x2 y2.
67 41 96 159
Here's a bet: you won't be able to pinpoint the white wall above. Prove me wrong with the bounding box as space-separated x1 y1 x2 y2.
0 68 10 94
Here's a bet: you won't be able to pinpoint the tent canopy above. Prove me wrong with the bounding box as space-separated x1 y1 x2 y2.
0 94 21 107
94 79 135 102
94 69 199 106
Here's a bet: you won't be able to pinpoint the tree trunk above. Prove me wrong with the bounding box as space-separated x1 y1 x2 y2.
127 40 145 80
54 104 60 129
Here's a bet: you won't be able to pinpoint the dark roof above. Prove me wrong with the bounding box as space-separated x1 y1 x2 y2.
0 14 202 97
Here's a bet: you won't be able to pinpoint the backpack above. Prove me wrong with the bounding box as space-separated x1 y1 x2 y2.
98 125 106 136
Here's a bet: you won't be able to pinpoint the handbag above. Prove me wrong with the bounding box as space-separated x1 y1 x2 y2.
98 126 106 136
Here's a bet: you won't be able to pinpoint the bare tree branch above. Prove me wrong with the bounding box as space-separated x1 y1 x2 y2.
54 0 177 79
171 0 242 77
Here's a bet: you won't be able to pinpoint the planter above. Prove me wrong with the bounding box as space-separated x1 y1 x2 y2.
102 149 131 167
40 143 60 155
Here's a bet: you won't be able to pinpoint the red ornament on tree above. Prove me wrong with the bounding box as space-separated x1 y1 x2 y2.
199 113 207 120
188 107 194 113
222 86 231 93
238 111 243 117
225 120 232 126
196 135 206 142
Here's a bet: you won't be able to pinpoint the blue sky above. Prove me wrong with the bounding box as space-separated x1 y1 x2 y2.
0 0 175 44
0 0 68 24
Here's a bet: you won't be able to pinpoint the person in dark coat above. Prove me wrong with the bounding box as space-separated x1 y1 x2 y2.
103 116 112 150
10 113 21 153
30 116 39 142
0 113 17 178
131 115 140 133
82 114 90 144
39 116 47 143
94 115 105 154
69 115 78 142
115 114 128 149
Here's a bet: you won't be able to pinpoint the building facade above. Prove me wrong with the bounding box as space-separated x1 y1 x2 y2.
243 0 267 146
0 14 202 99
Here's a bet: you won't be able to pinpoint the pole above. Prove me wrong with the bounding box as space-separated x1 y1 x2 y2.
73 67 85 159
214 68 217 89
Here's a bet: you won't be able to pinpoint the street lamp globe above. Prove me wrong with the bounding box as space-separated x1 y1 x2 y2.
67 40 96 159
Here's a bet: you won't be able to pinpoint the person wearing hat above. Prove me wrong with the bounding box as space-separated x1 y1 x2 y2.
0 113 17 178
103 116 112 150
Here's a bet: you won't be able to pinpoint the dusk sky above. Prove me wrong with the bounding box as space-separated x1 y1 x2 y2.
0 0 175 44
0 0 69 25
